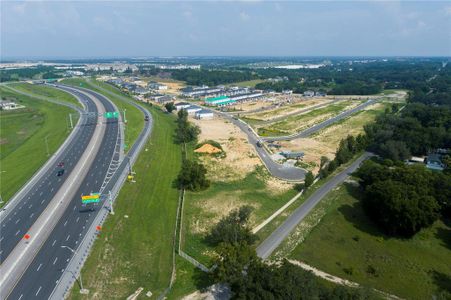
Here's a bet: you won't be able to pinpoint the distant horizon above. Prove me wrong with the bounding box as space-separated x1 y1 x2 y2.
2 1 450 58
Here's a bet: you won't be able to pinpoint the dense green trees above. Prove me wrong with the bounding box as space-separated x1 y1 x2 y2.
164 102 175 113
171 69 256 86
304 171 314 189
176 159 210 191
175 109 200 144
207 206 257 246
364 104 451 160
355 160 450 237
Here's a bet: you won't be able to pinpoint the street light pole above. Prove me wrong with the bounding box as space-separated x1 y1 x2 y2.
61 245 89 294
45 135 50 156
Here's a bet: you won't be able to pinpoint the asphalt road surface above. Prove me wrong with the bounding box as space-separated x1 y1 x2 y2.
256 152 373 259
0 89 97 263
5 85 152 300
1 85 118 299
261 99 377 142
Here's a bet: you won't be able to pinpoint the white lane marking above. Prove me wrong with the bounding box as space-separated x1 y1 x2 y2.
35 286 42 296
36 263 43 272
76 217 79 223
30 213 34 218
15 219 20 224
73 205 76 211
28 204 33 209
39 191 43 196
50 187 54 192
0 237 3 242
63 220 68 227
65 234 70 241
53 257 58 265
18 294 23 300
52 240 56 247
41 199 45 204
15 230 20 236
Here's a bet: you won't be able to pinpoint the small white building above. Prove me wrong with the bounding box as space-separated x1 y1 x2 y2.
175 102 191 111
195 109 214 120
148 82 168 90
303 90 315 97
185 105 202 115
0 101 24 110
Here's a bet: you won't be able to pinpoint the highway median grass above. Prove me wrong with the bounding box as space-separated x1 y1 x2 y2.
69 105 182 299
0 87 78 205
61 78 144 151
288 182 451 299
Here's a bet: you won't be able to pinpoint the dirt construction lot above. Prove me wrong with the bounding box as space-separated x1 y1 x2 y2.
190 116 262 181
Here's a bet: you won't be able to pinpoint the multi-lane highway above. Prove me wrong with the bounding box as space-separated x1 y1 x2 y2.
256 152 373 259
0 89 96 262
0 83 152 300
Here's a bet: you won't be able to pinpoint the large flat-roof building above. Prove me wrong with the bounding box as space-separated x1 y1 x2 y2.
204 96 236 106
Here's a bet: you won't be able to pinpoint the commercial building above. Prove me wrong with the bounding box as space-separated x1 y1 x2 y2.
175 102 191 111
195 109 214 120
185 105 203 115
204 96 236 106
148 81 168 90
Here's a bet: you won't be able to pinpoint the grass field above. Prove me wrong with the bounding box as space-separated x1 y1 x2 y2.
61 78 144 150
0 87 78 205
289 183 451 300
258 100 361 136
70 106 182 299
181 166 297 266
8 83 83 108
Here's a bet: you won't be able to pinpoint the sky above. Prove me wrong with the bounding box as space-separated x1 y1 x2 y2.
1 0 451 58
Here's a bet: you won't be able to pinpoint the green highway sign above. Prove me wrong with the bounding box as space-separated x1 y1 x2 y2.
104 111 119 119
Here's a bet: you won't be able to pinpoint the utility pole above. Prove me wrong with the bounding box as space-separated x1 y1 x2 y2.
69 113 74 129
61 246 89 294
45 135 50 156
109 190 114 215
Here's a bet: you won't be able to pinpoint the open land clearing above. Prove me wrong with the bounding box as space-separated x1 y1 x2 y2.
277 102 390 174
183 115 297 265
146 76 186 95
258 99 364 136
227 79 265 88
287 182 451 300
69 106 182 299
0 86 78 204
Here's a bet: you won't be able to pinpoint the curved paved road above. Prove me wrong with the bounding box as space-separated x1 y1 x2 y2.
256 152 373 259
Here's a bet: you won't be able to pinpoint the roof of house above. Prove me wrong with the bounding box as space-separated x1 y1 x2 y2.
194 144 222 154
175 102 190 106
196 109 213 114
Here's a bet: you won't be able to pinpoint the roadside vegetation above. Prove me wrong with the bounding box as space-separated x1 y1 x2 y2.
289 182 451 299
70 105 182 299
0 87 77 204
8 82 83 108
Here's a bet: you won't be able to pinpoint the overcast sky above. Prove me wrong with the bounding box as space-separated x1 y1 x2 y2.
1 1 450 58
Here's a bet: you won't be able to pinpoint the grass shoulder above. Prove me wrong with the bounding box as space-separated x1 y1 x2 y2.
69 106 182 299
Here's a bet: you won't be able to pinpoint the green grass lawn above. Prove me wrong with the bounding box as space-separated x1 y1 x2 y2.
7 83 83 108
0 87 78 205
61 78 144 151
181 166 298 266
289 183 451 300
70 106 182 299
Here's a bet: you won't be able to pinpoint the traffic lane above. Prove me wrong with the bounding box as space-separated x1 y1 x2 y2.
230 117 306 181
8 99 119 300
256 152 373 259
0 94 98 262
263 99 376 142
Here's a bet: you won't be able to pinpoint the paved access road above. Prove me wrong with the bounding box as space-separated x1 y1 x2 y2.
256 152 373 259
0 88 96 262
6 84 152 300
261 99 377 142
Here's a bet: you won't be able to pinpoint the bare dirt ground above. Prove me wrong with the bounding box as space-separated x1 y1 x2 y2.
191 116 262 181
247 98 332 122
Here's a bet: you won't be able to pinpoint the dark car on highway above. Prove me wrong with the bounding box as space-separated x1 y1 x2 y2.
57 169 65 176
